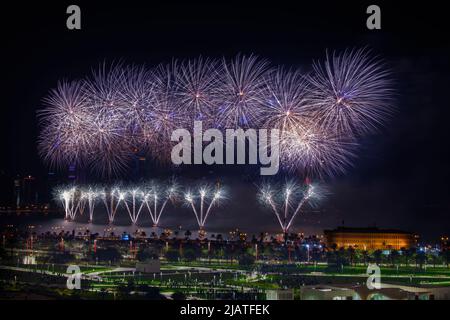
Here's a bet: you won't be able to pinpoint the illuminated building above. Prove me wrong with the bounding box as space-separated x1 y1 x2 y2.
324 227 418 250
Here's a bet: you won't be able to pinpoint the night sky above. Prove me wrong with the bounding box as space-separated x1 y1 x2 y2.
1 1 449 241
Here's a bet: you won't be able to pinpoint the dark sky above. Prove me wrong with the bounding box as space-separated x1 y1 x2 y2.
1 1 449 241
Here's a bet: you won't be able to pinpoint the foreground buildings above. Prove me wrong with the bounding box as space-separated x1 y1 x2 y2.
299 284 450 300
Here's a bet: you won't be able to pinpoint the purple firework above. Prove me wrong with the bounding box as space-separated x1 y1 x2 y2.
307 48 394 137
37 51 393 179
173 57 221 126
37 80 92 169
215 54 270 129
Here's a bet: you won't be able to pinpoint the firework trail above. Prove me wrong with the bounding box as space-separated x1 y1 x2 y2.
84 188 99 222
56 180 178 225
102 187 127 224
121 188 143 224
58 187 77 220
141 180 178 226
184 184 224 229
259 180 322 234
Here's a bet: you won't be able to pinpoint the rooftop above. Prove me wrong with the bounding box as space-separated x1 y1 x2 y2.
324 226 415 235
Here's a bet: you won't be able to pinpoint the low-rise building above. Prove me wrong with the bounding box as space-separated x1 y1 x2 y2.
299 285 357 300
324 227 417 250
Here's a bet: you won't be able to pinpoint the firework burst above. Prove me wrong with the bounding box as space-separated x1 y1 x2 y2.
307 48 394 137
260 67 356 177
261 68 311 132
215 54 270 128
148 62 192 162
37 81 92 169
117 64 157 148
173 57 221 125
38 50 393 179
277 124 357 177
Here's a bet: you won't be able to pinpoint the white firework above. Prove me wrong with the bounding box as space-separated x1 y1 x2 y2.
259 180 322 234
184 184 224 229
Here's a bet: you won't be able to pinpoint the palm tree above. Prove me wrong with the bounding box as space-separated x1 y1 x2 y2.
372 249 383 265
389 250 400 268
400 247 408 266
442 250 450 268
407 248 417 268
353 250 363 266
416 251 427 270
362 250 369 266
428 253 441 268
216 248 225 263
347 247 356 266
336 248 346 271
